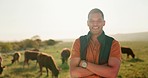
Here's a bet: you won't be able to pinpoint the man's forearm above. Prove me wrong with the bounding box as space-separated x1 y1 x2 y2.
70 67 94 78
86 62 112 77
86 58 121 78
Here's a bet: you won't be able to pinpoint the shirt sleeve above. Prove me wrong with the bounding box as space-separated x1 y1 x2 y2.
70 38 81 59
109 40 122 61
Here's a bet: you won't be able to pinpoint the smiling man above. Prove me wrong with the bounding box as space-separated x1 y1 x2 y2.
70 8 122 78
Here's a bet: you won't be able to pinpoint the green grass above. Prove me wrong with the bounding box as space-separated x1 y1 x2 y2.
0 41 148 78
118 41 148 78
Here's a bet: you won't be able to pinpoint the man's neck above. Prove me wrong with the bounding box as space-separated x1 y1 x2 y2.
91 30 103 42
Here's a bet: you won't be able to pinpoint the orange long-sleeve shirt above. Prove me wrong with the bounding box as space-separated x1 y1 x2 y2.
70 38 122 78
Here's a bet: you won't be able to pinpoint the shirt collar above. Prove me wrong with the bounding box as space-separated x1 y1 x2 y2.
86 31 106 45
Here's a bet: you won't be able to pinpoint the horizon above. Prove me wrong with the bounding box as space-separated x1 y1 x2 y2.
1 31 148 42
0 0 148 42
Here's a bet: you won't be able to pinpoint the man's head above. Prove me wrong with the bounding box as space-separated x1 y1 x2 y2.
87 8 105 35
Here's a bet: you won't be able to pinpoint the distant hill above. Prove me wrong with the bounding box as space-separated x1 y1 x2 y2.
111 32 148 41
60 32 148 42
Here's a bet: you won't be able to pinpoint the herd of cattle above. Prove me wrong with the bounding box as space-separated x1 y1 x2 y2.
0 47 135 77
0 48 70 78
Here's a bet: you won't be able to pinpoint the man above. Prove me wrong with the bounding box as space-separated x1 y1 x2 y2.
70 8 122 78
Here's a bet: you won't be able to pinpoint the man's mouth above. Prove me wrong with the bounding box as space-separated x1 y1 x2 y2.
92 27 99 29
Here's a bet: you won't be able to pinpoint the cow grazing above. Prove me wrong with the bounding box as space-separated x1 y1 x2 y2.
61 48 71 64
11 52 21 64
37 53 59 77
0 56 2 66
121 47 135 58
0 56 5 75
23 50 40 67
0 64 5 75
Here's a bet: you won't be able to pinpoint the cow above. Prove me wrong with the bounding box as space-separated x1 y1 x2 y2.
0 56 5 75
121 47 135 58
23 50 40 67
37 53 59 78
0 63 5 75
0 56 2 66
61 48 71 64
11 52 21 64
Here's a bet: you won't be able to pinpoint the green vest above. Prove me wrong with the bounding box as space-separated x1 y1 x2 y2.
80 31 114 65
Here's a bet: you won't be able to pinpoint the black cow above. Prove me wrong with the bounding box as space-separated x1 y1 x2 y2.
0 56 5 74
121 47 135 58
61 48 71 64
11 52 21 64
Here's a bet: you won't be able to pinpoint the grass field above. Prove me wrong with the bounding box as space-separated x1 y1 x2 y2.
118 41 148 78
0 41 148 78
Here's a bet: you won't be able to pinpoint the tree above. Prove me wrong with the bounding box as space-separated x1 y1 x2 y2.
31 35 42 47
31 35 41 41
0 42 13 53
45 39 57 46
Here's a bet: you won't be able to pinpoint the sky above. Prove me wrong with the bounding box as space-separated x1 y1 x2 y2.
0 0 148 41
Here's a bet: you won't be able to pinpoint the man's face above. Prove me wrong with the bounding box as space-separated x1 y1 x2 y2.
87 13 105 35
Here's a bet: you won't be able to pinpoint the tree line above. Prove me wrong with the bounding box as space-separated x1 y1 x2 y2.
0 35 61 53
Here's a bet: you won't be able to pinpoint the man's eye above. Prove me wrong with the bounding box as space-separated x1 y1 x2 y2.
90 21 102 23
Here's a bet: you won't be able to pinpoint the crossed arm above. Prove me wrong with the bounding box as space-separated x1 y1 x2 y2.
70 57 121 78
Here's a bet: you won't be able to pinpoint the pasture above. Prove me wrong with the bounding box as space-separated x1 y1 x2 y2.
0 41 148 78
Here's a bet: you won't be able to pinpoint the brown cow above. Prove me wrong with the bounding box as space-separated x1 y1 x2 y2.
37 53 59 77
121 47 135 58
61 48 71 64
11 52 21 64
23 50 40 67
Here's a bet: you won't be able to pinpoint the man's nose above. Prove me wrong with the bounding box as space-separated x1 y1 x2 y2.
93 22 99 26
